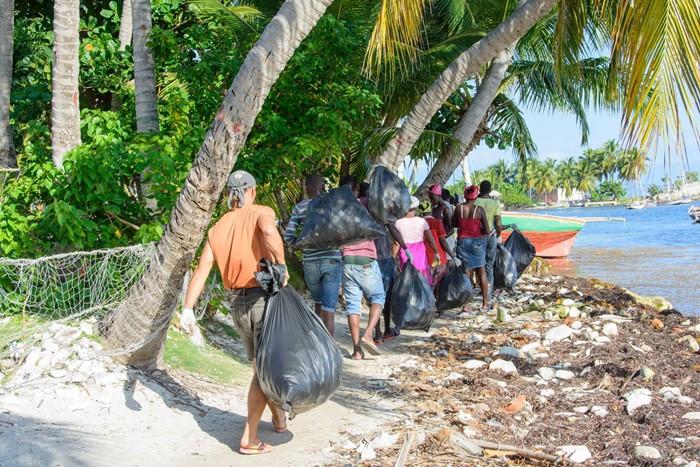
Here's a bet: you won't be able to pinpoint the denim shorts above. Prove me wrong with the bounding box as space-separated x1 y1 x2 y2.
457 236 487 269
303 258 343 313
343 261 386 315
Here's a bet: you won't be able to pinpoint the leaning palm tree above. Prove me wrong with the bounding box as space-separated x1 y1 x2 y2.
371 0 700 177
0 0 15 168
103 0 335 368
133 0 159 132
51 0 81 168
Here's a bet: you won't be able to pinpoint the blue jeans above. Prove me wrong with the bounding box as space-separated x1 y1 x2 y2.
343 261 386 315
457 236 487 269
303 258 343 313
377 257 397 312
484 234 498 300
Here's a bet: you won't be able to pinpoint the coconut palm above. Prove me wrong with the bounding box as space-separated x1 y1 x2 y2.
528 158 557 203
557 157 578 197
133 0 159 132
0 0 15 168
575 156 598 194
51 0 81 168
371 0 700 175
103 0 335 368
118 0 132 50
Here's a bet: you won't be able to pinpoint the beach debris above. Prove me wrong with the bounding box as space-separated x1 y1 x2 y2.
640 367 656 380
502 395 527 414
602 322 619 337
369 431 397 449
651 318 665 330
496 346 524 360
488 359 518 375
634 446 661 460
623 388 652 414
538 367 555 381
356 441 376 461
557 445 592 463
660 387 694 404
590 405 609 417
545 325 574 342
681 412 700 420
462 360 486 370
555 369 575 380
677 335 700 352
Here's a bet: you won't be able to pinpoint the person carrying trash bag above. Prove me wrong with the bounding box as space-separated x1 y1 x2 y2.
179 170 288 456
254 260 343 420
339 176 387 360
284 175 343 336
435 261 474 312
394 196 440 285
453 185 492 313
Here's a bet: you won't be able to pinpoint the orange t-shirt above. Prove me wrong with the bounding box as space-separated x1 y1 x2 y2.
207 204 276 289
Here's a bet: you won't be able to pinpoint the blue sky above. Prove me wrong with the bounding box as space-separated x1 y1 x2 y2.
434 107 700 187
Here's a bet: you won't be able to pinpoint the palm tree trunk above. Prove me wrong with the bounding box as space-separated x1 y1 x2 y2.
101 0 334 369
415 48 512 192
375 0 556 171
461 155 471 186
133 0 159 132
0 0 15 168
119 0 132 51
51 0 81 169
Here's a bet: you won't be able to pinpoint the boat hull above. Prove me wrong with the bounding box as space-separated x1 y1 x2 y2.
501 230 580 257
501 212 585 258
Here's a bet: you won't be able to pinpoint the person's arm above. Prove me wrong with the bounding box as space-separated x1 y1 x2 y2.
494 214 503 238
441 203 453 230
423 229 439 255
259 212 286 266
387 222 407 250
181 242 215 333
439 235 455 259
282 202 303 245
479 207 491 236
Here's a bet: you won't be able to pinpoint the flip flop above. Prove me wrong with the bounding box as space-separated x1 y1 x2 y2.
382 327 400 341
360 337 381 355
239 442 273 455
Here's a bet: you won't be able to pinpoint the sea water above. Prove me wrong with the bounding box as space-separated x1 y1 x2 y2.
532 204 700 316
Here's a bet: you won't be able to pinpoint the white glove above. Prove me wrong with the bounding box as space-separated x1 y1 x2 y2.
180 307 196 334
452 257 462 267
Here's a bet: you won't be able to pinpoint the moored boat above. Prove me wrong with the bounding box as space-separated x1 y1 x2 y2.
500 212 586 257
689 206 700 223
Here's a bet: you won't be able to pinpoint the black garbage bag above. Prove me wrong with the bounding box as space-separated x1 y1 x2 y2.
368 165 411 224
436 263 474 311
255 261 343 418
391 262 436 331
504 229 536 276
295 185 385 249
493 244 518 290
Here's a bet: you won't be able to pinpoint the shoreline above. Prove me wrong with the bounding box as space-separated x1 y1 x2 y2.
1 271 699 466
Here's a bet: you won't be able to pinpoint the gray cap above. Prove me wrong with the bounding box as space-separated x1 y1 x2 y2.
226 170 257 208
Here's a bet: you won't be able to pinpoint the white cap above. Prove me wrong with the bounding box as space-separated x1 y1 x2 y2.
410 196 420 209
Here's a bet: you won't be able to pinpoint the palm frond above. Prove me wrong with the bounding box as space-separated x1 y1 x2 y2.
408 129 463 163
187 0 263 40
487 94 537 165
363 0 430 79
599 0 700 152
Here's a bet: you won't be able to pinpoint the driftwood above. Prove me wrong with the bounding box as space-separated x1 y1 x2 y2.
394 431 417 467
458 437 559 463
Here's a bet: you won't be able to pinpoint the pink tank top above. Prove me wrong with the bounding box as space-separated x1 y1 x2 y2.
457 205 483 238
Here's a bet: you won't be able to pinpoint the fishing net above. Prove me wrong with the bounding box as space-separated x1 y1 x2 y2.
0 243 162 359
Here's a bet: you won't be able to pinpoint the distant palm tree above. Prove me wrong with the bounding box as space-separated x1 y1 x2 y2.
575 157 598 194
557 157 578 197
599 140 620 180
528 158 557 203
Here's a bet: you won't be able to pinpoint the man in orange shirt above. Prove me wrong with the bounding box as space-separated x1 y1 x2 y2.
180 170 287 456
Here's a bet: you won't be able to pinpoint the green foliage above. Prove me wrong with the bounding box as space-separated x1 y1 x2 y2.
590 180 626 201
647 184 662 198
